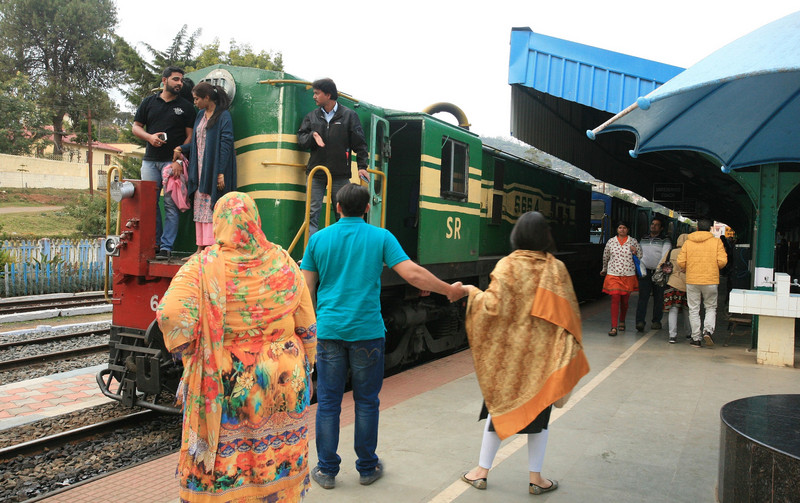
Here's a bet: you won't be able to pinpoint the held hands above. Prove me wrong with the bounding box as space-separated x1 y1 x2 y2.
446 281 472 302
171 160 183 176
358 169 370 183
312 131 325 148
172 148 182 162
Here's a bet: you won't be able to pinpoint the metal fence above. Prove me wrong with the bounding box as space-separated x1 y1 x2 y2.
1 238 111 296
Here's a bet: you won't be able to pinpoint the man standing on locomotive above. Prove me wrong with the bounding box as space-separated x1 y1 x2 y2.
300 183 468 489
297 78 370 235
132 66 196 259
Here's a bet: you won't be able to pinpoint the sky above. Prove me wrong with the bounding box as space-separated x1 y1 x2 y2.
114 1 799 140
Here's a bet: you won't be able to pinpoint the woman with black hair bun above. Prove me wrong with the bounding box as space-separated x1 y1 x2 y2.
174 82 237 255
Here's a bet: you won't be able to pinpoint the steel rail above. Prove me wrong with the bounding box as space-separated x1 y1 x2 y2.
0 329 110 351
0 344 109 371
0 410 156 461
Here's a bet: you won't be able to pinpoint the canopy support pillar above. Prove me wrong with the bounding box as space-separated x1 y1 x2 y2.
729 163 800 348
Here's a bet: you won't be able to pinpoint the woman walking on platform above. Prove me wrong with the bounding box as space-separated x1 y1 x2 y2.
460 212 589 496
601 221 641 336
662 233 690 343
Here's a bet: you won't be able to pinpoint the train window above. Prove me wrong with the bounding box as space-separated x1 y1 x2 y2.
491 194 503 225
591 200 605 220
493 159 504 190
440 137 469 200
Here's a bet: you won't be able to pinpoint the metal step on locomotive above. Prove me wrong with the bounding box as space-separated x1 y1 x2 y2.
97 64 606 413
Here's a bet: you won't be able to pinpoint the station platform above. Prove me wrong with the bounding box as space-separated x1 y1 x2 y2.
4 297 798 502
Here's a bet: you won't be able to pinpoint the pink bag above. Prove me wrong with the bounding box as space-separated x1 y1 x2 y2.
162 156 190 211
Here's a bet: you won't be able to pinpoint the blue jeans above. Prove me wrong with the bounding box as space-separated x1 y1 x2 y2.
315 337 384 476
141 160 179 251
308 175 349 235
636 271 665 324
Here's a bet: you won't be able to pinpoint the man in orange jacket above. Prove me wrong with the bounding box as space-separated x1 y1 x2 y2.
677 219 728 348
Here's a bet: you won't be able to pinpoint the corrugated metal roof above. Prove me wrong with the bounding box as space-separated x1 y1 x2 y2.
509 27 683 114
506 28 753 231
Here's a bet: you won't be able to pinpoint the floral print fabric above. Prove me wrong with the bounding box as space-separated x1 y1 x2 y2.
158 192 316 502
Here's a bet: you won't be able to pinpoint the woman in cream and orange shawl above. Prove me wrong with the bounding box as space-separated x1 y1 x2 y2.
157 192 316 502
460 212 589 496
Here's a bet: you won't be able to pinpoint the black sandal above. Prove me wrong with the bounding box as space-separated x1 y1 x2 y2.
619 322 626 331
608 327 618 336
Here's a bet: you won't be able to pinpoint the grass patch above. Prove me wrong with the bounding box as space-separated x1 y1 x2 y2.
0 187 89 208
0 210 81 238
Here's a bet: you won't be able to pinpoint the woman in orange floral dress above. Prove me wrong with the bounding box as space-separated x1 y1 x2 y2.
158 192 316 502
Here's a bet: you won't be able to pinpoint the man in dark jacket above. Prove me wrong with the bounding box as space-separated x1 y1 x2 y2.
297 78 369 235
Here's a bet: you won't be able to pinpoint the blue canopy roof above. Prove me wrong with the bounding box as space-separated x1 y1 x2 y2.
509 28 684 115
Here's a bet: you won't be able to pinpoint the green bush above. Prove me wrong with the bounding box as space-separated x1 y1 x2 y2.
65 194 118 237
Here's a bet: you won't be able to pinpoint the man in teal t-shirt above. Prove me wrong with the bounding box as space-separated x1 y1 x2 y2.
301 183 467 489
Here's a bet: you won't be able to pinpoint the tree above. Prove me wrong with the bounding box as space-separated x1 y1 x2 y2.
193 38 283 71
0 0 122 154
117 26 285 110
115 24 203 110
0 72 49 155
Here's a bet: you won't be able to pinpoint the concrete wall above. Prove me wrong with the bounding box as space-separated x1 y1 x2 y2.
0 154 115 190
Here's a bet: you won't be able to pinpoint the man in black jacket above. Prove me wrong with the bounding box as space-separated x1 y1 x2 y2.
297 78 369 235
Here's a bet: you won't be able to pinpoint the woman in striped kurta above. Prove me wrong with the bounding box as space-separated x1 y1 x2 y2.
158 192 316 502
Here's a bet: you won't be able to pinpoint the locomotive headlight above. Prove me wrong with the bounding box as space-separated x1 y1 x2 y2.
110 181 135 202
104 236 121 256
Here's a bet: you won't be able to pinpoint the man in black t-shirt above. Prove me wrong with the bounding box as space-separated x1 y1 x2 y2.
132 66 196 259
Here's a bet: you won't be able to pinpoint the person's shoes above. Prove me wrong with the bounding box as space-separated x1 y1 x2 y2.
608 327 618 336
690 339 702 348
669 337 676 344
461 472 487 490
359 462 383 486
651 321 662 330
703 330 715 347
686 334 692 340
530 479 558 495
155 249 171 260
311 466 335 489
618 321 626 332
636 322 645 332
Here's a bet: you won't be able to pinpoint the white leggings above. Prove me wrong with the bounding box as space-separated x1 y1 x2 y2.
478 414 549 472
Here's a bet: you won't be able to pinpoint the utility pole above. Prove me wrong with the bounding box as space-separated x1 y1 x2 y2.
87 108 94 196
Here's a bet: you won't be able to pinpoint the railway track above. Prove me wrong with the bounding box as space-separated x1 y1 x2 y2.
0 328 111 372
0 410 156 461
0 292 109 316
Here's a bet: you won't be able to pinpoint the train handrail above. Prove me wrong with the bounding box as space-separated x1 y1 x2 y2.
366 168 387 228
104 166 121 304
258 79 359 103
260 161 306 168
287 165 333 255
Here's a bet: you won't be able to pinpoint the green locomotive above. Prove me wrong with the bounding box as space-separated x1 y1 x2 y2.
98 64 601 411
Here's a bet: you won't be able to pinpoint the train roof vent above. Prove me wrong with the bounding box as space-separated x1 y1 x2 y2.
199 68 236 103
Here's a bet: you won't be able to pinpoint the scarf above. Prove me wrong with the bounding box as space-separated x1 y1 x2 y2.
466 250 589 439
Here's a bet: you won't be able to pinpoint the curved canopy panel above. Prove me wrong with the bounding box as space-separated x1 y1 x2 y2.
590 11 800 171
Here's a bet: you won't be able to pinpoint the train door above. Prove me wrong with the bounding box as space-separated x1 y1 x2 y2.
366 115 390 226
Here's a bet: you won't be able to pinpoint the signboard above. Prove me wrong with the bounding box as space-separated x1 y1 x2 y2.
652 183 684 203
